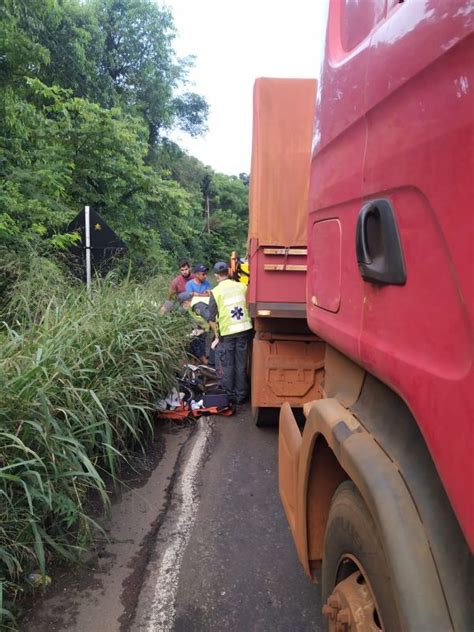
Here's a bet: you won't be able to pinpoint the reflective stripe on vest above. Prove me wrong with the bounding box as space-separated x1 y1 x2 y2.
190 296 210 331
212 279 252 336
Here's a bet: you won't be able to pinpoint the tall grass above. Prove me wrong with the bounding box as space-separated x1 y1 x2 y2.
0 259 188 627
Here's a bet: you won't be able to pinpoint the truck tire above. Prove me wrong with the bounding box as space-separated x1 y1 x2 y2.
252 406 278 427
321 481 402 631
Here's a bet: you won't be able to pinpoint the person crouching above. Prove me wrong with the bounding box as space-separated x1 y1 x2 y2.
178 291 211 365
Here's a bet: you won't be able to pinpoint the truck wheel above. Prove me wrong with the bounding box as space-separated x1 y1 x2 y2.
252 406 278 427
321 481 401 631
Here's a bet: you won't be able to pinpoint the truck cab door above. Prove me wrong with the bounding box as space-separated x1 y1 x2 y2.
307 0 388 359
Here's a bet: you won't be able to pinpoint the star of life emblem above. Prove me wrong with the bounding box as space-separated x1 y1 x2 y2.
230 306 244 320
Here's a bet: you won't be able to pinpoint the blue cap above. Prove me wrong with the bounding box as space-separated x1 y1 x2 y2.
213 261 228 273
193 263 208 273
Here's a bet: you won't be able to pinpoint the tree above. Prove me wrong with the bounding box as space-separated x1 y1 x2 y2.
0 78 200 275
32 0 118 107
3 0 208 151
0 0 246 289
93 0 208 150
0 0 51 87
211 174 249 221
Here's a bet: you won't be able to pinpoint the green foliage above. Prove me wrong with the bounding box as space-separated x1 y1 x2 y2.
152 143 250 264
211 173 249 222
196 174 248 262
0 0 248 285
0 258 190 626
0 1 51 86
30 0 117 107
0 2 250 625
207 207 247 262
88 0 208 145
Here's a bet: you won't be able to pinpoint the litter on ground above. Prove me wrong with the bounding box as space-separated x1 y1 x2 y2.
154 364 234 420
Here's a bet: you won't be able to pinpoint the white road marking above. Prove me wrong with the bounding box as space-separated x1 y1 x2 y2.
145 418 210 632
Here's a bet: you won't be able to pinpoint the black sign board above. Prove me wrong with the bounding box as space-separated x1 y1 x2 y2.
68 208 127 275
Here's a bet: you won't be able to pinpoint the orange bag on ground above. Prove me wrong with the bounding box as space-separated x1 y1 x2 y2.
155 402 234 421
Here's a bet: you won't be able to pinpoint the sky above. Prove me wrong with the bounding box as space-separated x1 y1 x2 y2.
161 0 329 176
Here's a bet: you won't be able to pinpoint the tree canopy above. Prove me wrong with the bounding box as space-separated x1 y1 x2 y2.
0 0 249 296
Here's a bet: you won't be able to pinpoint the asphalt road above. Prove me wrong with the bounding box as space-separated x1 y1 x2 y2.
21 406 323 631
132 406 323 632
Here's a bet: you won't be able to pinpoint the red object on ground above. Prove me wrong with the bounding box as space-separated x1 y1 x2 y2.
155 404 233 421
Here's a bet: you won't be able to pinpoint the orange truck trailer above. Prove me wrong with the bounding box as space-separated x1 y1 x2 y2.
247 78 323 426
250 2 473 631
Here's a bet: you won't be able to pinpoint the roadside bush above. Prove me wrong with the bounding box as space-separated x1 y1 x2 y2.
0 260 188 627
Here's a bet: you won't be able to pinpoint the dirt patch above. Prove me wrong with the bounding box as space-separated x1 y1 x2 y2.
19 420 195 632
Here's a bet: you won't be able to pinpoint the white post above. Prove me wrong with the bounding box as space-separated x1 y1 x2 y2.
85 205 92 298
205 194 210 233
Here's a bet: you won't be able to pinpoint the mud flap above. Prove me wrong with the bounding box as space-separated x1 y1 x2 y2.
278 402 302 536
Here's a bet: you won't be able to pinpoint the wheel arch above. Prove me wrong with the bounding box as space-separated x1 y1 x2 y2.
305 434 348 573
294 396 453 631
293 346 472 630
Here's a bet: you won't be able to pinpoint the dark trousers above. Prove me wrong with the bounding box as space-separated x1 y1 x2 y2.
190 335 206 361
215 332 250 403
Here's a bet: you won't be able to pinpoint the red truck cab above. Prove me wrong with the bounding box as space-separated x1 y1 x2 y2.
279 2 473 630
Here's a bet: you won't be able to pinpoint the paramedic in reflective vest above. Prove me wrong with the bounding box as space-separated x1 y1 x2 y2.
208 261 252 404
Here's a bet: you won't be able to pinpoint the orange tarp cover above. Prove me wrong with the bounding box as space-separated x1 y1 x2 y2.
248 78 316 247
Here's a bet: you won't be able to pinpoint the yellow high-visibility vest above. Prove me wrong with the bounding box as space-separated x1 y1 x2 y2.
212 279 251 336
